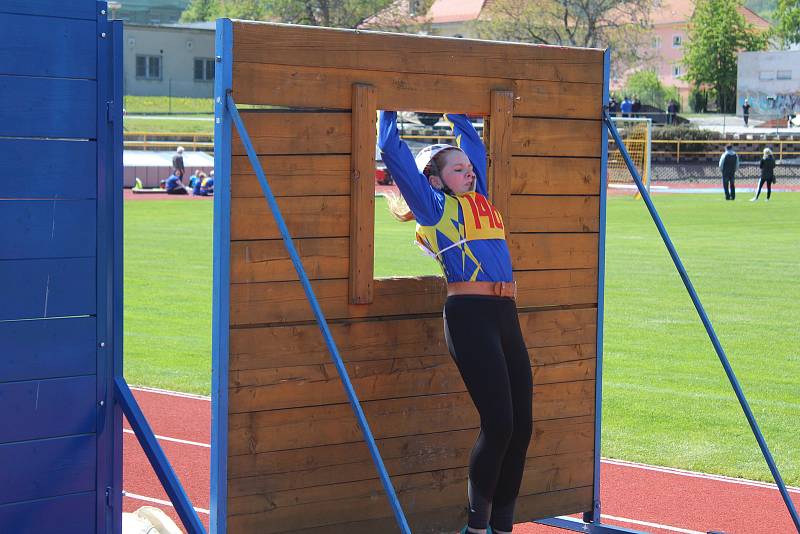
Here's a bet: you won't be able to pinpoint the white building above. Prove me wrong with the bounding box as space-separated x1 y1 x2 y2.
738 50 800 119
123 23 215 98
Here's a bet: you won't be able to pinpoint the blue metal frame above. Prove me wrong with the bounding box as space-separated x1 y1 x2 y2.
222 91 411 534
210 16 232 534
115 378 206 534
604 111 800 533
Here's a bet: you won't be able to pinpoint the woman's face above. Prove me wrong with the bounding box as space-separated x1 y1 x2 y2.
431 150 475 195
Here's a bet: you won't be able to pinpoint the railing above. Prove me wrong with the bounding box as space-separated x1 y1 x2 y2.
650 139 800 162
123 131 214 151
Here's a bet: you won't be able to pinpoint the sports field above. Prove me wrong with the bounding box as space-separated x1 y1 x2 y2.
123 194 799 485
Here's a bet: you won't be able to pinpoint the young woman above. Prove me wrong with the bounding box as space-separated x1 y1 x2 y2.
378 111 533 534
751 148 776 202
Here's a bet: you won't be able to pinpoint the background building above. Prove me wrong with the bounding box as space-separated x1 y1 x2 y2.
109 0 191 25
123 23 215 98
738 50 800 119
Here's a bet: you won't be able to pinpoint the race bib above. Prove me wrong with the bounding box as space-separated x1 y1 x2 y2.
457 192 505 241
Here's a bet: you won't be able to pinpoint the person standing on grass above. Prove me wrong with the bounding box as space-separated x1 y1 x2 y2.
719 144 739 200
742 98 751 127
379 111 531 534
751 148 776 202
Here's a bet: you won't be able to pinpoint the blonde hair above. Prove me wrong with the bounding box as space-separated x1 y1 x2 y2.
763 148 773 157
385 147 461 222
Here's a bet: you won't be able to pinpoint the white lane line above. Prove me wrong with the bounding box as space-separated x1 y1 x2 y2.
602 514 706 534
602 458 800 494
123 491 210 515
130 385 211 401
123 428 211 449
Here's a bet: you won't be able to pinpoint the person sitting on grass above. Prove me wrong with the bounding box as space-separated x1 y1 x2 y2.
192 171 214 196
164 173 188 195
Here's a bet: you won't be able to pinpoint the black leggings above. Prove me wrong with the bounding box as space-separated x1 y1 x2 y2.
444 295 533 532
755 177 772 199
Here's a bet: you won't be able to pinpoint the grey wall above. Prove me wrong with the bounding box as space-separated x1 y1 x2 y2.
738 50 800 117
123 24 215 99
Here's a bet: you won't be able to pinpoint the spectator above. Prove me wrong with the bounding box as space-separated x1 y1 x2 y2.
719 144 739 200
609 97 619 117
632 97 642 118
192 171 214 196
751 148 776 202
165 173 188 195
172 146 185 180
742 98 751 127
667 100 678 125
620 96 633 118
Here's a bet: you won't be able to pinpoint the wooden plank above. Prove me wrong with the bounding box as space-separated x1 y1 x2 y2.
0 317 95 383
0 200 96 260
232 61 513 115
276 486 592 534
233 22 604 84
0 1 97 19
231 196 350 241
349 84 376 304
0 77 95 138
230 276 446 326
0 258 95 321
232 112 350 156
229 307 596 371
511 156 602 195
228 381 594 453
231 238 349 283
513 78 603 119
509 233 598 270
229 354 594 413
0 139 96 199
230 268 597 326
0 375 96 444
0 14 96 79
227 451 592 530
0 491 96 533
509 195 600 233
0 434 95 505
232 155 350 198
515 269 597 308
512 117 602 158
228 415 593 481
487 90 514 221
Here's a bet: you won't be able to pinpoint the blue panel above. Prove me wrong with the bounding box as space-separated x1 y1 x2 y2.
0 1 97 20
0 139 96 199
0 376 96 444
0 317 95 383
0 200 96 260
0 492 96 533
0 14 96 79
0 434 96 505
0 76 96 139
0 258 95 321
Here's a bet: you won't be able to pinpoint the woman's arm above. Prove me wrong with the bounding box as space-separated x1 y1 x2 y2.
445 114 488 196
378 111 443 225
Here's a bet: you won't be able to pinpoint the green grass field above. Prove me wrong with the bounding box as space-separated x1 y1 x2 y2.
124 194 799 484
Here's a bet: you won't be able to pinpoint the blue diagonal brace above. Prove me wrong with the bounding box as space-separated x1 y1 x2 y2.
115 377 207 534
225 94 412 534
605 110 800 534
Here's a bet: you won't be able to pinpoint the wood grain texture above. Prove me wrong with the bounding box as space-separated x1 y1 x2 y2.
512 117 602 157
231 196 349 241
350 84 376 304
510 156 602 195
231 155 351 198
509 234 598 270
487 90 514 222
232 112 351 156
509 195 600 233
231 238 349 284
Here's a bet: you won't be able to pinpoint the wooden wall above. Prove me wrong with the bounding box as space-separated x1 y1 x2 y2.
223 21 604 533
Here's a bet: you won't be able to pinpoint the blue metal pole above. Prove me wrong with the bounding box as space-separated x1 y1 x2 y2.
225 94 412 534
605 111 800 533
114 377 206 534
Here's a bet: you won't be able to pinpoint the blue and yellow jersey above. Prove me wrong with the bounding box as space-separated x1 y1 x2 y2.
378 111 513 283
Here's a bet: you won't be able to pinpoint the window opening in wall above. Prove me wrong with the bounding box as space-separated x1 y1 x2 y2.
777 70 792 80
652 36 661 49
135 54 161 80
194 57 215 81
672 35 682 47
374 112 486 279
759 70 775 81
672 65 681 77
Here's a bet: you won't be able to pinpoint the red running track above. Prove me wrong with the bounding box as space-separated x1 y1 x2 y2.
123 387 800 534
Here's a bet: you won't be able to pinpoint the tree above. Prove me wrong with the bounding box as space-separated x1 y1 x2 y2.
265 0 398 29
623 69 680 109
773 0 800 47
473 0 657 77
180 0 220 22
683 0 768 113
